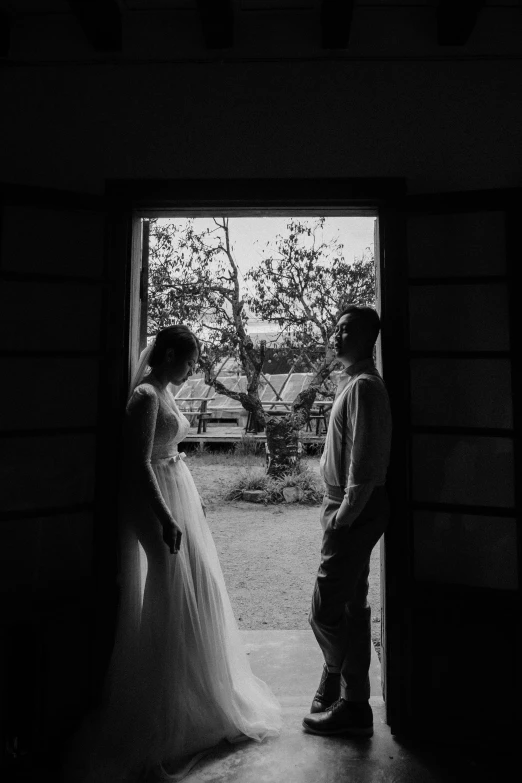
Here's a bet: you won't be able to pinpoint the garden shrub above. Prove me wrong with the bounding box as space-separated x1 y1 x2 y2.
224 468 269 500
224 462 324 505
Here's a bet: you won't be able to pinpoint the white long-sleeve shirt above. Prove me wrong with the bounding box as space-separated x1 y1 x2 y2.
319 358 392 525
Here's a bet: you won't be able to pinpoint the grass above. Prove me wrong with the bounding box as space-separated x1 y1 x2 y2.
183 441 263 468
233 435 266 458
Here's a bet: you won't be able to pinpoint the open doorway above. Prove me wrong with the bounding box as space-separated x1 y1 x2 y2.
132 212 384 665
113 179 517 742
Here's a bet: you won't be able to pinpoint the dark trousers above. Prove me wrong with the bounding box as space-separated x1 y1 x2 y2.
309 484 389 702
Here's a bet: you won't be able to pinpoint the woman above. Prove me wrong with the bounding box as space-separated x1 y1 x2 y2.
68 325 281 782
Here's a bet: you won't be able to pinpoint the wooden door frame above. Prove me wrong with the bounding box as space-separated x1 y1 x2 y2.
105 175 407 708
106 178 406 217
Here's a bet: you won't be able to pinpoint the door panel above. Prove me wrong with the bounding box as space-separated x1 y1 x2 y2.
408 283 510 351
410 358 512 428
0 281 103 352
0 357 100 429
413 511 518 590
0 204 106 277
410 607 516 734
1 433 97 510
411 433 514 507
380 192 520 741
0 185 126 770
407 210 506 276
0 512 94 591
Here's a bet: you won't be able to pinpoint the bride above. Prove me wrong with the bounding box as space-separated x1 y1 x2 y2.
67 325 281 782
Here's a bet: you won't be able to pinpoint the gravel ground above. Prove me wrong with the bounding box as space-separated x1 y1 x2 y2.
187 455 382 656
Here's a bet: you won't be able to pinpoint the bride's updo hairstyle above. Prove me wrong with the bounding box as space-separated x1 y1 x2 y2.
149 325 200 368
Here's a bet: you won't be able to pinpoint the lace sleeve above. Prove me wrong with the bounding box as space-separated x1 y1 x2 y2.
125 385 174 528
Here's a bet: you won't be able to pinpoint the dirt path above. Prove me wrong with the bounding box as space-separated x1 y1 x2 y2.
188 458 382 654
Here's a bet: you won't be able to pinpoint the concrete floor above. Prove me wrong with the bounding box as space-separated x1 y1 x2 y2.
183 630 511 783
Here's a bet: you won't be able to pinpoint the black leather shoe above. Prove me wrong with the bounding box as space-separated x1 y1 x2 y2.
303 698 373 736
310 664 341 714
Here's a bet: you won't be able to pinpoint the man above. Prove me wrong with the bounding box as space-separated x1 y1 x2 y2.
303 304 392 737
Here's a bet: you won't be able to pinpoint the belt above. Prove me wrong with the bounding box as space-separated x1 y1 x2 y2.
324 482 386 498
324 483 345 500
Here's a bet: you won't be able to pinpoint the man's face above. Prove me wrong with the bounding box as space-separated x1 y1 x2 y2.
333 313 357 360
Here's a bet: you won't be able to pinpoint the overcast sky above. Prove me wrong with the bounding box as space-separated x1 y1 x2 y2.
158 216 375 277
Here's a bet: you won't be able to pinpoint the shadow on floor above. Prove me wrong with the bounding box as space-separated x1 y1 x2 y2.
184 630 513 783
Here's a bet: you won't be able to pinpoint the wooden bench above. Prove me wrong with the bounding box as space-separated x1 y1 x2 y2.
245 403 292 433
178 399 246 431
305 403 331 435
197 410 212 434
245 402 332 435
175 396 214 432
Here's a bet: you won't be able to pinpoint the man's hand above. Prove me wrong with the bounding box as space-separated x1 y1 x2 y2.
329 498 356 532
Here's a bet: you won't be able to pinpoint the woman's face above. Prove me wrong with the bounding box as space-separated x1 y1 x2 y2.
169 346 199 386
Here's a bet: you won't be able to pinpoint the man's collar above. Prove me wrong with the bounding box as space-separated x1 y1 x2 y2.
341 357 375 377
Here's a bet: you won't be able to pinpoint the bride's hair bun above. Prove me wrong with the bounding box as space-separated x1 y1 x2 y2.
149 325 200 368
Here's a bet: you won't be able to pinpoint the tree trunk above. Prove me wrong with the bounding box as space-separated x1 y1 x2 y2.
264 362 335 476
265 415 302 476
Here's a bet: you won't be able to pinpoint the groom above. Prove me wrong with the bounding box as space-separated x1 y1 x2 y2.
303 304 392 737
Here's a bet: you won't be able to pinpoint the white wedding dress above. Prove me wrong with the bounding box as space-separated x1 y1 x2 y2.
67 382 281 782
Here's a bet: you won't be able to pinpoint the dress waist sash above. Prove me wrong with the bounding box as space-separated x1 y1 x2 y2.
151 450 186 465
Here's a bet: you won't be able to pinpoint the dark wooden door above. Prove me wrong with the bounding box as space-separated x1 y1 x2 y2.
0 184 127 771
379 190 520 741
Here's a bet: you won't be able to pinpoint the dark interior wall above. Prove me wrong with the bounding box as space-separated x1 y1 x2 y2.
1 59 521 194
1 2 521 766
